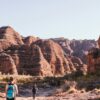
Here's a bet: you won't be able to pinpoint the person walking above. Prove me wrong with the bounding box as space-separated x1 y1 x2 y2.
5 77 18 100
32 83 37 100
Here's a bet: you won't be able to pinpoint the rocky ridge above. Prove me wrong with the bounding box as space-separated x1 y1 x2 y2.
0 26 76 76
87 37 100 73
0 26 98 76
52 37 97 64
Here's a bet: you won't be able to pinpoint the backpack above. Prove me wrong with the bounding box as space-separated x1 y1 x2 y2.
7 84 15 99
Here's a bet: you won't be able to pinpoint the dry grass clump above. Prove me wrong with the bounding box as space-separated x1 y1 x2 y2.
91 88 100 94
0 74 34 84
60 80 86 94
67 87 78 93
66 81 79 93
55 80 79 94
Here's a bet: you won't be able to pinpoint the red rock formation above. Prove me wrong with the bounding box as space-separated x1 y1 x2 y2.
97 36 100 48
0 26 96 76
0 26 24 52
8 44 53 76
0 53 18 74
52 38 97 64
71 56 83 69
30 44 53 76
3 38 76 76
23 36 39 45
0 40 12 52
87 38 100 73
0 26 23 45
33 39 76 75
71 56 83 65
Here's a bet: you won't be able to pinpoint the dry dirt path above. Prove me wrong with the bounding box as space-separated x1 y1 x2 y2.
0 87 100 100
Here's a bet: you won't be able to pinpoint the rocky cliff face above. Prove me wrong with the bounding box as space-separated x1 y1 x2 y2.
23 36 39 45
0 26 24 52
87 38 100 73
0 26 98 76
0 26 77 76
33 39 76 75
0 53 18 74
52 38 97 64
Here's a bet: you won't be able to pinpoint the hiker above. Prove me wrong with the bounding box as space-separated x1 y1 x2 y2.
32 83 37 100
5 77 18 100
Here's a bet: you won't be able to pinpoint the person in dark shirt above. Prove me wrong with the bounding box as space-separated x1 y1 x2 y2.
32 84 37 100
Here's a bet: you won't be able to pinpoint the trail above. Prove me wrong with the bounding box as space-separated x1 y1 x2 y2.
0 87 100 100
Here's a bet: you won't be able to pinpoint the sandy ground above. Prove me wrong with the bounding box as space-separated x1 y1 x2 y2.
1 93 100 100
0 87 100 100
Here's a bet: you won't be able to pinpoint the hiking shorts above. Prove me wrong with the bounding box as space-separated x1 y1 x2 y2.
6 98 15 100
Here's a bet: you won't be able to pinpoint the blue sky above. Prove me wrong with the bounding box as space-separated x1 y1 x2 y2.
0 0 100 40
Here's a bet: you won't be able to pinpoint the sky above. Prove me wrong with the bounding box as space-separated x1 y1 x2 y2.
0 0 100 40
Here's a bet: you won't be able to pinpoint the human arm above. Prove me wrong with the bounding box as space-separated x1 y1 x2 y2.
14 84 18 95
5 84 8 94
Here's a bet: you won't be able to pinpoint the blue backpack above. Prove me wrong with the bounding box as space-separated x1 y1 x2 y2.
7 84 15 99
